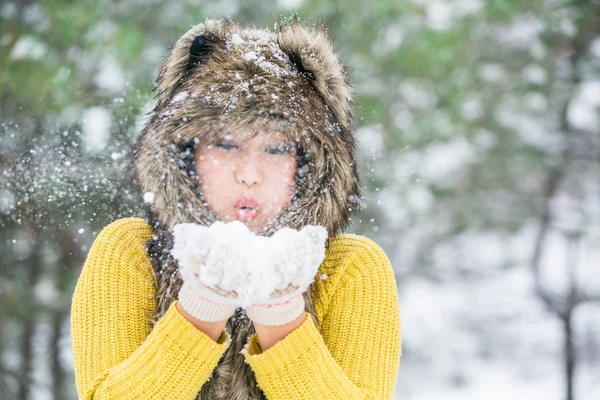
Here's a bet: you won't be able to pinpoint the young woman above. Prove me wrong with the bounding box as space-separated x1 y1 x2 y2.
70 14 402 400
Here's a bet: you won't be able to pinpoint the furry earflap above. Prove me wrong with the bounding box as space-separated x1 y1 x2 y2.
154 17 236 109
276 15 355 132
187 34 214 70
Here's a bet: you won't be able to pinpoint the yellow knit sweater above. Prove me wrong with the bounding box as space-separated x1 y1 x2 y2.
70 217 402 399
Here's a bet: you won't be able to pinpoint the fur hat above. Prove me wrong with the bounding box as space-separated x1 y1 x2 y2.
131 14 363 238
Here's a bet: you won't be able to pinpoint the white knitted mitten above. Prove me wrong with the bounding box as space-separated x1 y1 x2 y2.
171 223 245 322
177 275 240 322
171 221 328 326
244 225 328 326
244 284 307 326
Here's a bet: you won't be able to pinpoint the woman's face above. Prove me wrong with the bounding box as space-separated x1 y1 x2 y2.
194 130 297 232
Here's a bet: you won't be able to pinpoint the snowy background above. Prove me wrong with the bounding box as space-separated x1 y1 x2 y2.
1 0 599 399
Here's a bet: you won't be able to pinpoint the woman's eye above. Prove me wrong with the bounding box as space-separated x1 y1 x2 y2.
267 145 290 155
215 142 237 151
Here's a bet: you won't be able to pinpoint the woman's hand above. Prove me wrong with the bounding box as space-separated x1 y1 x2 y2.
171 222 244 322
252 310 307 351
244 225 328 326
171 221 328 326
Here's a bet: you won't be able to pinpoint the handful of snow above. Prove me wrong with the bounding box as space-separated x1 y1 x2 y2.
171 221 328 308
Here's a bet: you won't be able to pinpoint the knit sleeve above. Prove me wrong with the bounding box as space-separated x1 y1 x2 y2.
242 238 402 399
70 218 230 399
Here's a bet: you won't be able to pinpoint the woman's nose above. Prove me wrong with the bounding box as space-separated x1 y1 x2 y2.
235 156 262 187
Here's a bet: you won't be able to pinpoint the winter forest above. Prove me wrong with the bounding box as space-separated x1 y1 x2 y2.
1 0 599 399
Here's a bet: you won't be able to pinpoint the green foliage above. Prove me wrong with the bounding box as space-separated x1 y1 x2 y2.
113 24 146 66
47 0 107 43
1 1 599 396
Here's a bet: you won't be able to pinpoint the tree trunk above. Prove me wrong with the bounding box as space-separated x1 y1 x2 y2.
50 310 67 400
564 312 574 400
16 202 43 400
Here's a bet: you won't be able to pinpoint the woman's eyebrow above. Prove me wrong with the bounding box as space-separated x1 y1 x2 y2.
265 134 291 143
215 135 243 146
265 139 289 145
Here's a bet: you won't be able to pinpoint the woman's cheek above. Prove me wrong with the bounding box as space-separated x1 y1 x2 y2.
197 161 222 197
284 159 297 189
273 161 296 202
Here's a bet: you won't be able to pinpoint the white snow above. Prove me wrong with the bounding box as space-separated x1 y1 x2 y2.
371 24 404 56
0 189 16 215
276 0 306 10
399 79 438 110
497 15 546 49
143 192 154 204
240 341 250 355
34 277 61 305
171 91 189 103
93 54 125 94
9 35 47 60
133 99 155 137
424 1 454 31
494 94 563 151
81 107 111 153
521 64 548 85
478 63 508 84
591 37 600 58
567 80 600 131
523 92 548 112
418 137 477 182
461 94 485 121
225 29 296 78
409 0 483 31
171 221 328 307
231 34 246 46
356 124 385 155
244 51 257 62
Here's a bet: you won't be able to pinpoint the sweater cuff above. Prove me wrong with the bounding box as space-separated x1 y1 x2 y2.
241 312 325 374
241 313 362 398
158 301 231 361
244 334 263 355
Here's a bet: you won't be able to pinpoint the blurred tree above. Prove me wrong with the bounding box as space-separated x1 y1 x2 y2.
0 0 598 399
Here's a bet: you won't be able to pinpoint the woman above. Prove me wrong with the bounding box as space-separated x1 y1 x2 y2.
70 14 401 399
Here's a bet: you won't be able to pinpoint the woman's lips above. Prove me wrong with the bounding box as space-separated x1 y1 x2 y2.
235 197 260 221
